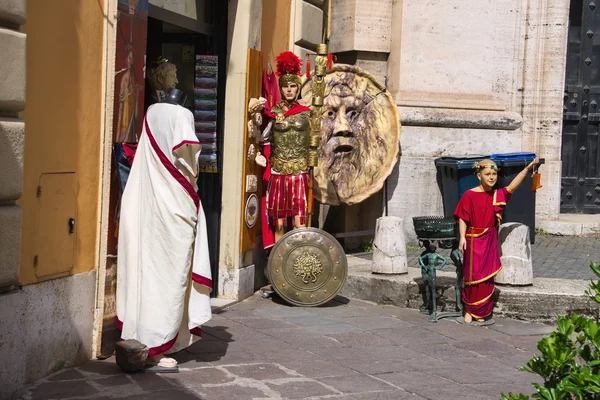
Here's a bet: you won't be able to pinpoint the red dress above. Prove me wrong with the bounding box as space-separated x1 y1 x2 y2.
454 187 511 319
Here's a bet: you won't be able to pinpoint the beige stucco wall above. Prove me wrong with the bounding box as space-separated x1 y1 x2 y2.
20 0 105 284
0 0 107 397
262 0 291 69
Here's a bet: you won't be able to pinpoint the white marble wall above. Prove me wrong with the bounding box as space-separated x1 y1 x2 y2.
369 0 568 238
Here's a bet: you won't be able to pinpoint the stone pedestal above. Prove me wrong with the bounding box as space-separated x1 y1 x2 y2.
372 216 408 274
115 339 148 372
496 223 533 286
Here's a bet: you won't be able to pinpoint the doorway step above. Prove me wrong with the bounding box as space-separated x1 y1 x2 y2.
537 214 600 236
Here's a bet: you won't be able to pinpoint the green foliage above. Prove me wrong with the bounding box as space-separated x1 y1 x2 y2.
406 245 422 252
534 228 550 236
362 239 373 253
501 262 600 400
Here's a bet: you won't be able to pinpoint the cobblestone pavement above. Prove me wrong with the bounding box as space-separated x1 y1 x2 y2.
395 234 600 281
18 294 555 400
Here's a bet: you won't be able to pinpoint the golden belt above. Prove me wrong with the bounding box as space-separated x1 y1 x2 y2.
270 155 308 175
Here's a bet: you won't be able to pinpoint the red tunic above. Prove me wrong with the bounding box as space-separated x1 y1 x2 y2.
454 187 511 319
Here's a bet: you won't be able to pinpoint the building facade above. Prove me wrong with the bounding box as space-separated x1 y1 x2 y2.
0 0 592 397
0 0 328 397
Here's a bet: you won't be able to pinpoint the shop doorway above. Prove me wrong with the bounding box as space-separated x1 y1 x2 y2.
98 0 227 358
145 2 227 293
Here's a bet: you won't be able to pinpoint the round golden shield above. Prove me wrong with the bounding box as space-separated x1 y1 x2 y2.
300 65 401 206
268 227 348 307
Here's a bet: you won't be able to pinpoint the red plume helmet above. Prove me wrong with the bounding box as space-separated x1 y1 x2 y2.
275 51 303 92
275 51 302 77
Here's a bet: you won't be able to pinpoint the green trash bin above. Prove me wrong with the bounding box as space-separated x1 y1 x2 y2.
434 155 490 218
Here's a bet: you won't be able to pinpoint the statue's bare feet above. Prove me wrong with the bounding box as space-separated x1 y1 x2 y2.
146 354 178 368
464 313 473 323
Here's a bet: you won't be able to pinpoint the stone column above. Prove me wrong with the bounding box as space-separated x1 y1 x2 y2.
329 0 393 83
219 0 262 299
372 216 408 274
495 223 533 286
289 0 326 74
0 0 26 291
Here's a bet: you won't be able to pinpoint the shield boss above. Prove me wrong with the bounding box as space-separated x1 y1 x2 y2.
268 227 347 307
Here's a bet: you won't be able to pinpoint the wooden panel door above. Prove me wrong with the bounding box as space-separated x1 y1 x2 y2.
240 48 263 252
562 0 600 213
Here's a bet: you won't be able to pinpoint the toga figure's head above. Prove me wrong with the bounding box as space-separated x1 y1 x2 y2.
301 65 401 205
148 57 178 93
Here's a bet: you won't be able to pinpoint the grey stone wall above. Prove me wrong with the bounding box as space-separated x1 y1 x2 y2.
0 0 25 290
0 271 96 399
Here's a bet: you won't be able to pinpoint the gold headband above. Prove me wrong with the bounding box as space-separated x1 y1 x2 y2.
473 162 499 171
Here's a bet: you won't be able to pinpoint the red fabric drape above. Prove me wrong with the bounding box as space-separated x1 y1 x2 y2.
454 188 511 319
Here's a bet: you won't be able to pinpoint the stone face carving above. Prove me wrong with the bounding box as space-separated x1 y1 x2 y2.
371 216 408 274
495 222 533 286
300 65 401 205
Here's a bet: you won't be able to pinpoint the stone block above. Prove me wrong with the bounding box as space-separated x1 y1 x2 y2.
0 27 25 112
399 125 521 158
238 263 255 300
0 271 96 398
115 339 148 372
293 0 322 48
329 0 392 53
399 107 523 131
534 160 560 220
354 51 388 86
496 223 533 286
0 205 21 287
536 214 600 236
0 0 26 26
345 258 595 323
0 118 24 201
385 157 444 245
372 216 407 274
393 0 520 110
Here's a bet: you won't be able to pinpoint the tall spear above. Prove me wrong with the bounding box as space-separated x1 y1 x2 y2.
307 44 328 227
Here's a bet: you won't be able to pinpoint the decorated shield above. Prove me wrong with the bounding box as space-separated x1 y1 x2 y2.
300 65 401 206
267 227 348 306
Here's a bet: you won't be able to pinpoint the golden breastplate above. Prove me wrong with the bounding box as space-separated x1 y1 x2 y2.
270 110 310 175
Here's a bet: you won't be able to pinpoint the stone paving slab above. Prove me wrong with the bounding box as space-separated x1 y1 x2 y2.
16 294 551 400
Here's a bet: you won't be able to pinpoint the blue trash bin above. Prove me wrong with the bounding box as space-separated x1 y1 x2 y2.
491 152 543 244
434 155 490 218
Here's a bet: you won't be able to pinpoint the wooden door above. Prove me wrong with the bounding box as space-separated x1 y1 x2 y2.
240 48 263 252
561 0 600 213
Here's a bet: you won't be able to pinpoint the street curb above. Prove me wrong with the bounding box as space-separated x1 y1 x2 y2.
342 256 598 323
